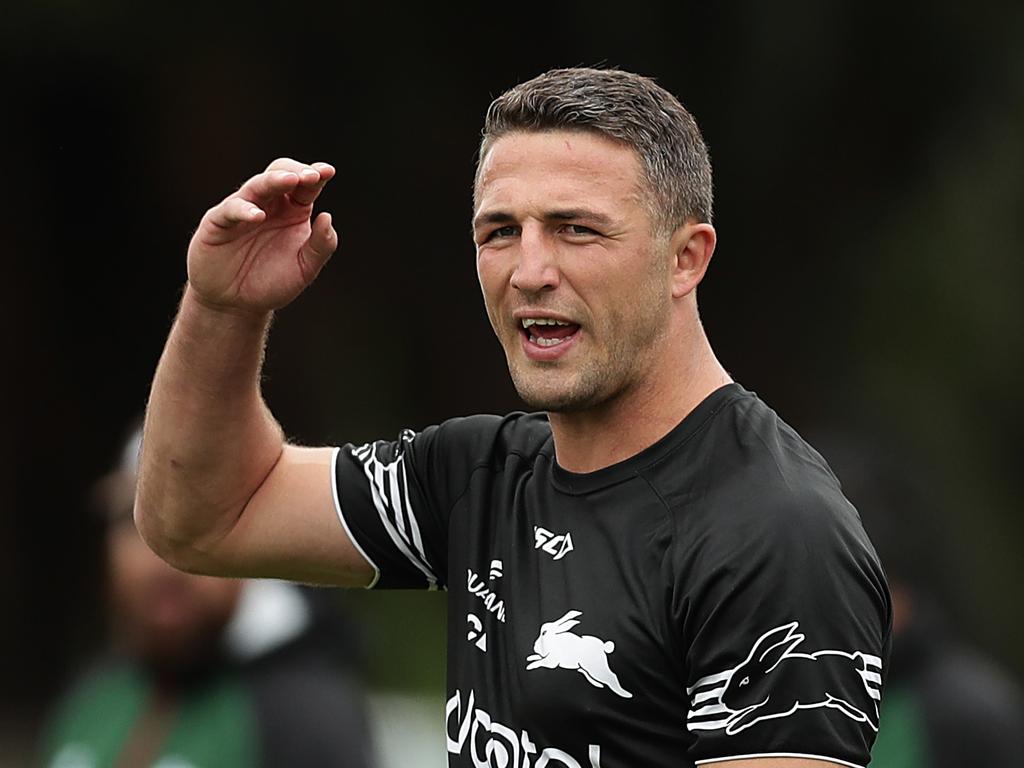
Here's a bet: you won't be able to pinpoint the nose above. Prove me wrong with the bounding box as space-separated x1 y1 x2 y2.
510 226 560 295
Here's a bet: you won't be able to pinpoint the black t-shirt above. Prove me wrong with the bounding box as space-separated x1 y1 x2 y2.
333 383 892 768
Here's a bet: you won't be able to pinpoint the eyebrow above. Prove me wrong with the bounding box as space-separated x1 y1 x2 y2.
472 211 517 232
472 208 615 232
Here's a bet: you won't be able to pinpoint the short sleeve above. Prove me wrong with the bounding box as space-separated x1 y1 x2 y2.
332 415 512 590
675 485 892 767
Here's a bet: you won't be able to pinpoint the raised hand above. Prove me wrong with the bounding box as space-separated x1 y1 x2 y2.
187 158 338 315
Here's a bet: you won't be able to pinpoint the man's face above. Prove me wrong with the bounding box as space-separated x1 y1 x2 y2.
474 130 674 412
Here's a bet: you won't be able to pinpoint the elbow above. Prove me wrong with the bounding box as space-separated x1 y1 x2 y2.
132 496 226 575
132 496 190 571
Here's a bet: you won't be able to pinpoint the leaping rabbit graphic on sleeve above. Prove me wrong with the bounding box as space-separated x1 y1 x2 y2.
526 610 633 698
714 621 882 735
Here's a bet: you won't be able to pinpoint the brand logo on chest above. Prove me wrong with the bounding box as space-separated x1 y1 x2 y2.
467 568 507 623
447 689 603 768
534 526 574 560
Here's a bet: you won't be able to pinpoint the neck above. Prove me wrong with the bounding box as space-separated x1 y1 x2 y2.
548 319 731 474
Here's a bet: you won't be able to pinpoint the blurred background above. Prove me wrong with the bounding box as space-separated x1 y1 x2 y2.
2 0 1022 765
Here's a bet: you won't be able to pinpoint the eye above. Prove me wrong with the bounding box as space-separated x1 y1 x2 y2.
739 676 750 687
564 224 598 236
488 225 519 241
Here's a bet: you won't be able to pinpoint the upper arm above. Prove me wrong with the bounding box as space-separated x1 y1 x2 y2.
676 479 891 767
192 444 375 586
183 414 527 590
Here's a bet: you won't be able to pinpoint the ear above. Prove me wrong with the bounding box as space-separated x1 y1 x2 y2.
669 222 717 299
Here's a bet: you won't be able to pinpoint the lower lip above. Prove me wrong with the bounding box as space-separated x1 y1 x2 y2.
519 328 580 361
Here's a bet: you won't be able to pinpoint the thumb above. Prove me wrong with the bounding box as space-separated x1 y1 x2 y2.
298 212 338 283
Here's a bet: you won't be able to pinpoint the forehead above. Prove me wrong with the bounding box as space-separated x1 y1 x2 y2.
474 130 646 215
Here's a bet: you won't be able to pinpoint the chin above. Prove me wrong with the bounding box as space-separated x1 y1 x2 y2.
518 391 588 413
512 372 606 413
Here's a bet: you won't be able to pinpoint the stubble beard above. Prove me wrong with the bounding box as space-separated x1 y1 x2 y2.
507 288 672 414
509 354 610 413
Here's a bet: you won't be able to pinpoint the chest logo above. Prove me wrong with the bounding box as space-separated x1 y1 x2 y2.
489 559 503 580
534 526 574 560
467 569 507 623
526 610 632 699
466 613 488 652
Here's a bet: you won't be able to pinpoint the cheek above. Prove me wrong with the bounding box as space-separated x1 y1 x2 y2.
476 251 503 289
618 256 670 322
476 255 509 323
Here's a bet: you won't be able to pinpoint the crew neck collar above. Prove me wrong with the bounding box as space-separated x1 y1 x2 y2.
548 382 745 495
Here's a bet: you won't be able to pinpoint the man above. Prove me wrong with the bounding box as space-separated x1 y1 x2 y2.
44 426 375 768
136 68 891 767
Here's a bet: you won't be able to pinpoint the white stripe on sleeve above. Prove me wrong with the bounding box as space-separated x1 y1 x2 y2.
330 447 380 589
358 444 438 589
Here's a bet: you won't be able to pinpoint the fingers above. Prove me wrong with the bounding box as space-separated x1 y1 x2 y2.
297 211 339 282
238 166 303 204
264 157 312 174
213 196 265 226
237 158 335 209
290 162 335 207
201 196 266 243
199 159 334 247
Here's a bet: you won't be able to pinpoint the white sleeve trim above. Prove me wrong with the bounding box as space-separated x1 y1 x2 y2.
695 753 862 768
354 442 439 590
331 446 381 589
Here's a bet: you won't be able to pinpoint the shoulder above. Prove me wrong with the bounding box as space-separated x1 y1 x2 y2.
422 411 552 466
344 412 551 482
663 388 873 568
698 388 850 518
707 387 841 499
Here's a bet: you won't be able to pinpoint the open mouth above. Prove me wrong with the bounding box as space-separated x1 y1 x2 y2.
519 317 581 348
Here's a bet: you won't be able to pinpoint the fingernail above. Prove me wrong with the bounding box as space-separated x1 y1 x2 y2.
301 168 319 179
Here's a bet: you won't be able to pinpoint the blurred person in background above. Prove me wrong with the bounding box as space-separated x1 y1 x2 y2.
815 437 1024 768
39 425 376 768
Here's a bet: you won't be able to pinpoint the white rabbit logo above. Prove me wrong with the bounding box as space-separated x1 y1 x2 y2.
685 621 883 736
525 610 633 699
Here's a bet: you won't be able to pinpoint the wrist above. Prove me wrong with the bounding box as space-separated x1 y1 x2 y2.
168 285 274 394
182 283 274 328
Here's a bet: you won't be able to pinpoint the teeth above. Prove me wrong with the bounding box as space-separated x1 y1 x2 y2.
521 318 571 328
533 336 567 347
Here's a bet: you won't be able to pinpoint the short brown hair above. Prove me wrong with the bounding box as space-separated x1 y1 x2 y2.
477 67 713 233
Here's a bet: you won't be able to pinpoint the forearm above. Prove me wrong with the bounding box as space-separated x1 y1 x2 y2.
135 284 284 570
